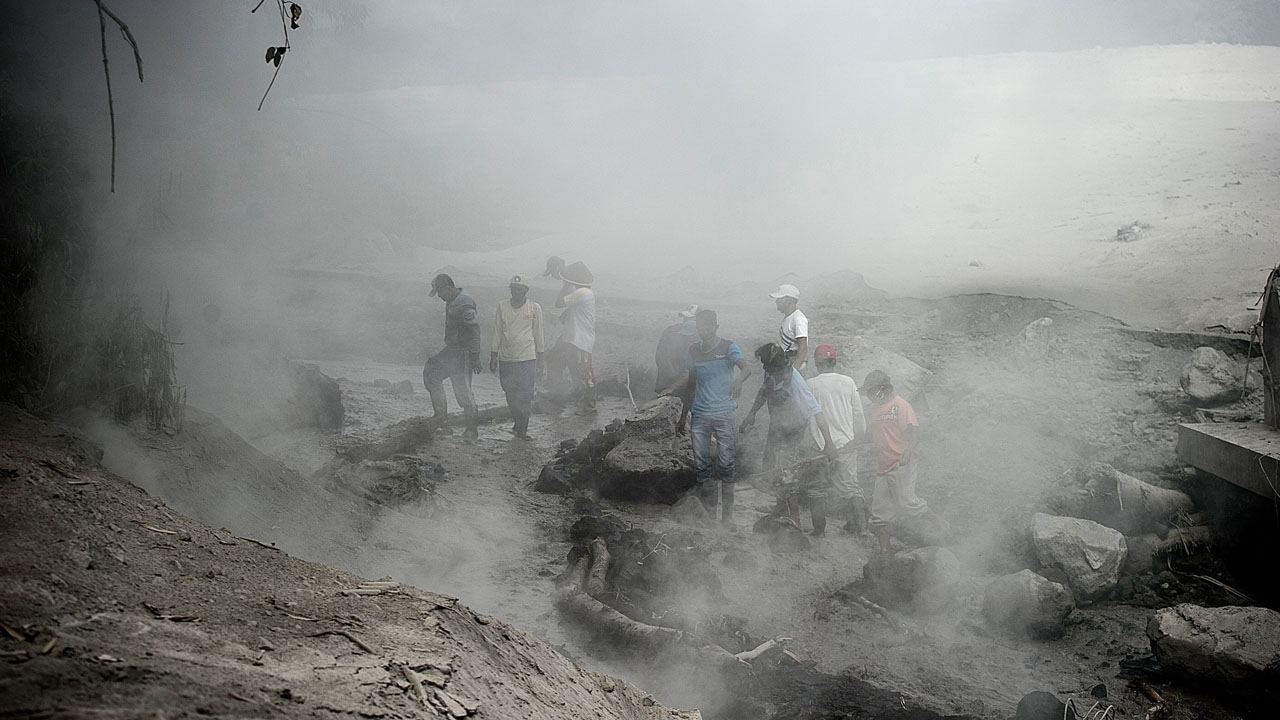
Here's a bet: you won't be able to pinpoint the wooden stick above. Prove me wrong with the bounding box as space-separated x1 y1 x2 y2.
734 636 792 663
310 629 374 654
401 663 430 707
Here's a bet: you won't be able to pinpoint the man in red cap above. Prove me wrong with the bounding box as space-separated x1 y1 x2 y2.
805 344 868 535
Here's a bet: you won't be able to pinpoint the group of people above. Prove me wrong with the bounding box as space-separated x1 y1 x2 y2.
658 283 929 553
423 265 929 553
421 257 597 441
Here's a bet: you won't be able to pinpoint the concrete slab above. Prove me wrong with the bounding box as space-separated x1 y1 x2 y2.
1177 422 1280 501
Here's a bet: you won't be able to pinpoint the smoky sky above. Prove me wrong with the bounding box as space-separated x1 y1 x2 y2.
2 1 1278 302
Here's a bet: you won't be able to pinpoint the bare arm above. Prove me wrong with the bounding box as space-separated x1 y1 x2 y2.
851 385 867 439
659 371 690 397
813 411 837 460
792 336 808 370
730 358 751 399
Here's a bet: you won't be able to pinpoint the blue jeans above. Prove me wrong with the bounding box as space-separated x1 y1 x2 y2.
690 411 736 518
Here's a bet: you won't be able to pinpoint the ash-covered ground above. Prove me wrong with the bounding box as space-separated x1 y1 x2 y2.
21 270 1265 720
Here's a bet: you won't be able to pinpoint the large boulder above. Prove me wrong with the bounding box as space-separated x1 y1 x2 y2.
601 437 696 503
535 399 696 504
283 361 344 428
1147 604 1280 686
323 458 434 510
983 569 1075 639
862 546 961 614
1179 346 1240 405
596 398 696 503
1031 513 1126 601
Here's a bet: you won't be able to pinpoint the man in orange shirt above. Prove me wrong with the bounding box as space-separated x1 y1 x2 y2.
863 369 928 553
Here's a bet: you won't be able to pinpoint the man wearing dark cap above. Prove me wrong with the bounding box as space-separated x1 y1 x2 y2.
741 342 837 534
863 369 927 553
424 273 483 438
546 260 597 414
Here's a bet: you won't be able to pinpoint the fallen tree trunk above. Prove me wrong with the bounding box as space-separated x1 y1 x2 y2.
554 538 755 676
585 537 611 597
555 586 744 672
1124 525 1214 574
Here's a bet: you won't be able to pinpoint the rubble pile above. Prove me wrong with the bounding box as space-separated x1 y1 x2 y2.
536 397 696 504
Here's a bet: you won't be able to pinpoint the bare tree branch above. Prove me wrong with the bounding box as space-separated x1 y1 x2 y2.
97 2 143 81
92 0 144 193
94 1 116 192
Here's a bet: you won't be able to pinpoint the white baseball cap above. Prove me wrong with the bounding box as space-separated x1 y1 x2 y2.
768 284 800 300
677 304 699 318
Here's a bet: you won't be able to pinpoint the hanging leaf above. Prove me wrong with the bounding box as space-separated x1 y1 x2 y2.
272 46 287 67
265 46 277 64
290 4 303 29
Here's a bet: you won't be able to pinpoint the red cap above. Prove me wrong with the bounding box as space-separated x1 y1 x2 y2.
814 344 837 361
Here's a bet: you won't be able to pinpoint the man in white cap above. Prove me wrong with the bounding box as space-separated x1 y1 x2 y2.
490 274 545 440
654 304 699 433
547 261 597 413
769 284 808 371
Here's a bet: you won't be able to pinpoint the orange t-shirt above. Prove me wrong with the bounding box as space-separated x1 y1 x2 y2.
870 395 917 472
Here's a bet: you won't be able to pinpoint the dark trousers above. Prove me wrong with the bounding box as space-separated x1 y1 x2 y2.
423 347 475 415
499 359 537 434
546 339 595 406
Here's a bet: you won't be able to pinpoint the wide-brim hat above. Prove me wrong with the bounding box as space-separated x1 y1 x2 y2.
558 261 594 287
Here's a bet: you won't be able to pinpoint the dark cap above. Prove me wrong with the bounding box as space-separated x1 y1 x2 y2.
862 369 891 391
542 256 565 277
428 273 455 297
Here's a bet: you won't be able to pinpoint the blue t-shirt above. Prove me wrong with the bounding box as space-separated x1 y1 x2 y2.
761 366 822 431
685 338 744 415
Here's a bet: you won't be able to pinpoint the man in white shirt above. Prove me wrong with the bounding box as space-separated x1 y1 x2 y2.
806 344 868 535
546 261 597 414
490 274 545 440
769 284 808 371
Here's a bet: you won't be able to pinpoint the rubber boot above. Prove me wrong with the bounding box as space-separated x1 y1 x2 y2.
809 497 827 536
431 396 452 435
720 481 735 528
462 406 479 439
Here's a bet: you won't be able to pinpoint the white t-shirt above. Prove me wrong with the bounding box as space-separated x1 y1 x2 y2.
779 309 808 354
560 287 596 353
807 372 866 451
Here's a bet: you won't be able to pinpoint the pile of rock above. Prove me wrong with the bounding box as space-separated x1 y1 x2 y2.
536 397 696 504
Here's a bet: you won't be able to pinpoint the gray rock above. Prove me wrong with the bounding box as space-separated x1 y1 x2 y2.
1016 318 1055 359
601 436 695 504
862 546 961 614
387 379 415 395
1031 513 1126 600
670 494 713 527
1179 346 1240 405
284 361 344 428
983 570 1075 639
1147 604 1280 685
325 458 433 508
596 397 696 503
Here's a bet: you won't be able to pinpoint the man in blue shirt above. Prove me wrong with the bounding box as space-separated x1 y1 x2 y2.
659 309 751 526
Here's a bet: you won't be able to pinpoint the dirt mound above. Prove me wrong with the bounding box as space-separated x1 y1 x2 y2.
0 404 699 719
